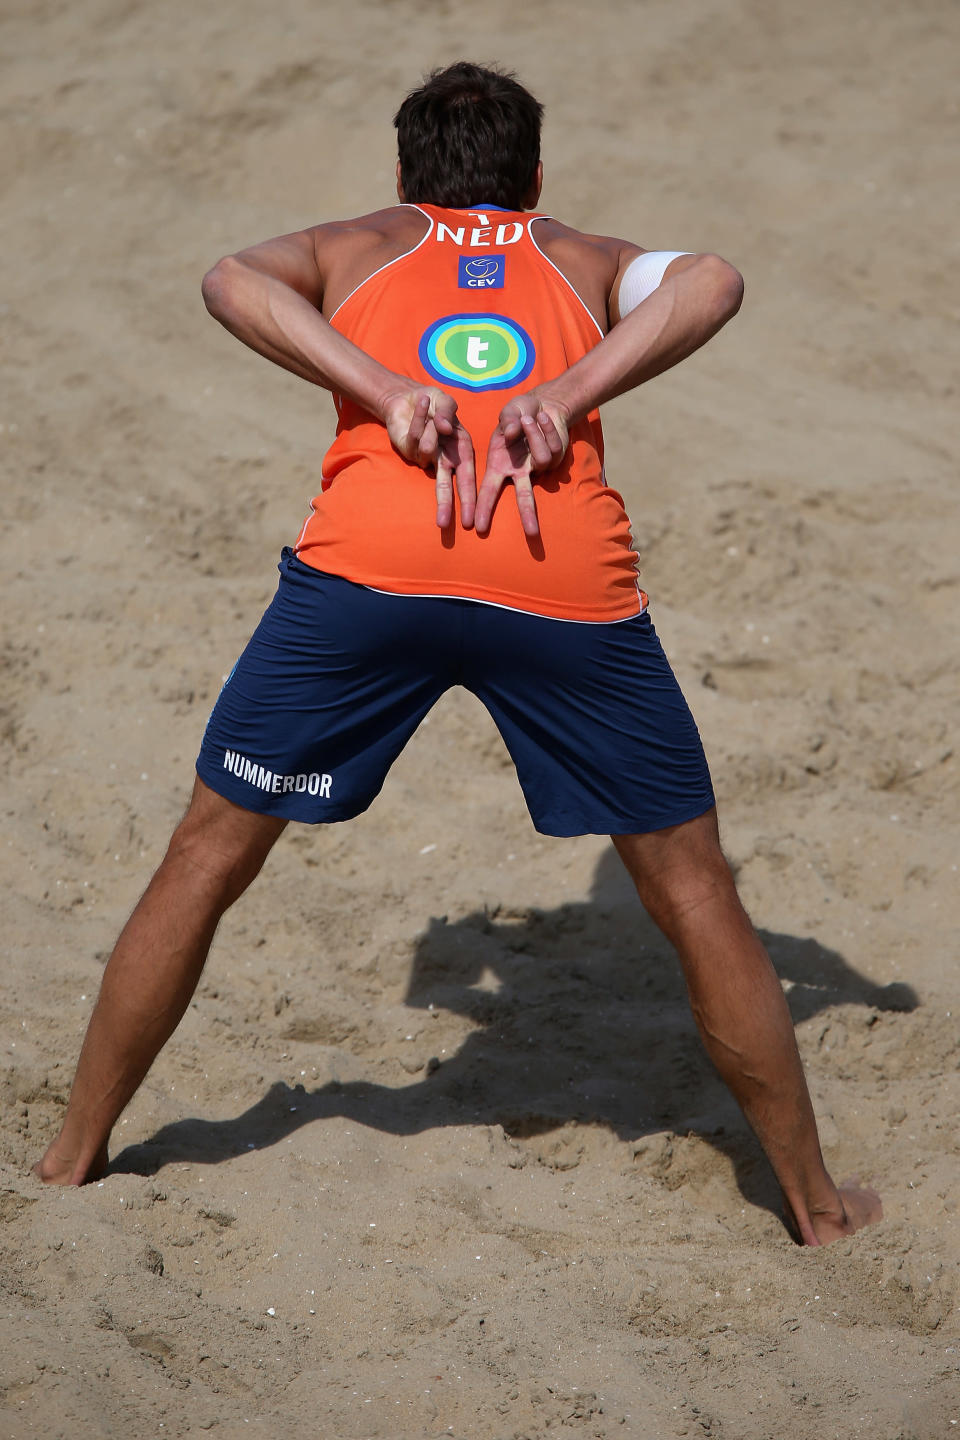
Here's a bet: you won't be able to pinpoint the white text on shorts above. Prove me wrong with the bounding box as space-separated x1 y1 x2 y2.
223 749 332 798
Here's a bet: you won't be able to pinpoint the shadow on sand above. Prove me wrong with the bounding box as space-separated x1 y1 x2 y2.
111 847 916 1221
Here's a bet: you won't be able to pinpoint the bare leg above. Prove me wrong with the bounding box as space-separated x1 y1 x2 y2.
614 809 881 1246
33 778 287 1185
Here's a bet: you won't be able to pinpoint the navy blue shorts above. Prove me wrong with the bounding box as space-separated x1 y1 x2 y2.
196 550 714 837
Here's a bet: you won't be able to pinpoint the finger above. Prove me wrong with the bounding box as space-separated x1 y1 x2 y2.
431 392 460 432
454 430 477 530
417 418 440 466
523 409 568 471
475 473 506 535
520 412 556 469
536 408 567 460
500 411 525 445
431 394 458 437
406 392 432 448
512 473 540 538
435 461 454 528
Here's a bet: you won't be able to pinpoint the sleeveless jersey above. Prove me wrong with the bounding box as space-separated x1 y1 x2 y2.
293 204 644 622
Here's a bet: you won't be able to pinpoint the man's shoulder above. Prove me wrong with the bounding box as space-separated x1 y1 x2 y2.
311 206 427 249
309 207 431 312
534 216 641 267
532 217 644 330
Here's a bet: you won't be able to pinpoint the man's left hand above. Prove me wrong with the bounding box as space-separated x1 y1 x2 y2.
475 395 570 538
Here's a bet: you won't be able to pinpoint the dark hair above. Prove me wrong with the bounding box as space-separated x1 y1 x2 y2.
394 62 543 211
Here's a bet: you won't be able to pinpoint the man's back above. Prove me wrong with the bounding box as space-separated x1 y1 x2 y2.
293 202 644 622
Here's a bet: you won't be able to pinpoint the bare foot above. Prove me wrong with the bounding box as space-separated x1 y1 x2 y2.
786 1179 883 1246
32 1139 109 1187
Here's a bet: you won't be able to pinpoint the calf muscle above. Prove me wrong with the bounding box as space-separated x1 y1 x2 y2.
613 814 881 1245
33 780 285 1186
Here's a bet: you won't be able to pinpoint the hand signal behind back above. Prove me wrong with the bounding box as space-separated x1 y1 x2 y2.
383 386 477 529
475 395 571 539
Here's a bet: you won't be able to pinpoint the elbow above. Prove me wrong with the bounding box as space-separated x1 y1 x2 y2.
698 253 744 323
723 262 745 319
201 254 244 319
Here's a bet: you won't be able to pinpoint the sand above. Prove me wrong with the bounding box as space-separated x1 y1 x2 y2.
1 0 958 1435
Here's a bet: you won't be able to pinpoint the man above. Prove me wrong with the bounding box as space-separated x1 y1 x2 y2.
34 63 880 1246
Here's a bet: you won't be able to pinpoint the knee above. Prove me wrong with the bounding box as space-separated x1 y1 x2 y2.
163 801 278 906
643 848 736 927
615 820 740 933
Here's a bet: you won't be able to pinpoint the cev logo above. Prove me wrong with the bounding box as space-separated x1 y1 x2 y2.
458 255 505 289
419 313 535 391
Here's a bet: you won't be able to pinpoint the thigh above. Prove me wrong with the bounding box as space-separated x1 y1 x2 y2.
197 554 460 823
464 606 715 837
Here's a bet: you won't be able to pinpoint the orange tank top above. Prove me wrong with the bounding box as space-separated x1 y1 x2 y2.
294 204 644 622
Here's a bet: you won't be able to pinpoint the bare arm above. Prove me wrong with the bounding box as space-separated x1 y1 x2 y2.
563 251 741 408
545 250 743 417
475 252 743 535
202 232 475 528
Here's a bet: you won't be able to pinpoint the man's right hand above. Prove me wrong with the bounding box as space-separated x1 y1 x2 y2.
475 394 571 538
382 386 477 530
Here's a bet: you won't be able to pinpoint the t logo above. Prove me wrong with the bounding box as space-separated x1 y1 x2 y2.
466 337 489 369
419 314 536 391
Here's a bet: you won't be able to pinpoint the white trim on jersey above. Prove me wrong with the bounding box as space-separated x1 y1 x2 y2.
359 580 646 624
526 216 605 340
326 205 435 323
